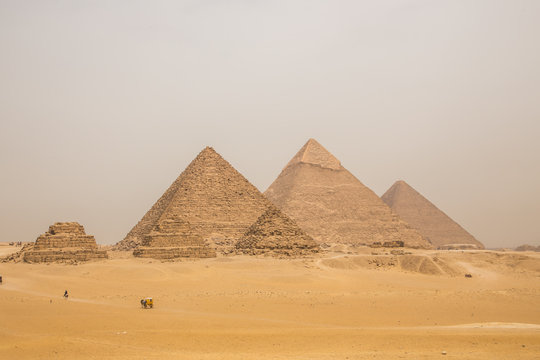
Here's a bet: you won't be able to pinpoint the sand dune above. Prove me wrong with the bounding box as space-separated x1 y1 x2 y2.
1 248 539 359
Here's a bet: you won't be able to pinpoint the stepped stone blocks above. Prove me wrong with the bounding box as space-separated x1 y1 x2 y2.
133 218 216 259
381 180 484 249
22 222 107 263
116 147 275 253
236 206 320 256
265 139 432 249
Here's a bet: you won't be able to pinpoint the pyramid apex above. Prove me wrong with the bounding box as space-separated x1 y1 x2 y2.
195 146 222 159
286 139 342 170
383 180 419 202
394 180 409 187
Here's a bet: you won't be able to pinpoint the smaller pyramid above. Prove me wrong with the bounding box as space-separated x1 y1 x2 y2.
22 222 108 263
133 217 216 259
265 139 432 248
236 206 320 256
381 180 484 249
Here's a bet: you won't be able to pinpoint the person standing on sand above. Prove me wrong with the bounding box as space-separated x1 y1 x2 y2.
64 290 68 299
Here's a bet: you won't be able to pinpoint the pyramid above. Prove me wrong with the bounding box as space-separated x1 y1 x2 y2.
133 216 216 259
22 222 108 263
116 147 274 252
381 180 484 249
236 205 320 256
264 139 432 248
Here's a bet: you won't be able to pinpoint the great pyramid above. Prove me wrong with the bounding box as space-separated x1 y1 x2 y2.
381 180 484 249
236 205 320 256
133 216 216 259
116 146 275 253
21 222 108 263
264 139 432 248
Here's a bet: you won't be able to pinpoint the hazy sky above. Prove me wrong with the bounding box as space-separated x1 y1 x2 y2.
1 0 539 248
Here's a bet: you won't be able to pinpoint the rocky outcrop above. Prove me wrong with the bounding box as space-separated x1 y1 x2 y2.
381 180 484 249
20 222 107 263
265 139 431 249
236 206 319 257
1 243 33 263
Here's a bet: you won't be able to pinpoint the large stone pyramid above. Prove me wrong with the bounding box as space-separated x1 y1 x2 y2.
22 222 108 263
236 205 320 256
381 180 484 249
265 139 432 248
116 147 274 252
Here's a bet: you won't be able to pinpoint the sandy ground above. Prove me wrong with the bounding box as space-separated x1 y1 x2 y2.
1 246 539 359
0 244 21 257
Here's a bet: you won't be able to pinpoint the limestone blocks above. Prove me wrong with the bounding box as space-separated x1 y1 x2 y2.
22 222 107 263
133 219 216 259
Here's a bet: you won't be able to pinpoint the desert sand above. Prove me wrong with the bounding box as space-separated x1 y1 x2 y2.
1 245 539 359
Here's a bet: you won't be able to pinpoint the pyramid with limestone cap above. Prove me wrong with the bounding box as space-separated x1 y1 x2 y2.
381 180 484 249
286 138 343 170
265 139 432 248
116 147 274 253
236 205 320 256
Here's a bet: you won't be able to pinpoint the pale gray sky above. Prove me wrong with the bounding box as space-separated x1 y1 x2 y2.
1 0 539 248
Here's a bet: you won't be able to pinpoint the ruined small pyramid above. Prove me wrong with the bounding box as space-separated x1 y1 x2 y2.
116 147 274 252
265 139 431 248
22 222 108 263
133 216 216 259
381 180 484 249
236 205 320 256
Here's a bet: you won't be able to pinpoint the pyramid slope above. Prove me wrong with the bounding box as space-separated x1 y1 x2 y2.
265 140 431 248
236 206 319 256
116 147 273 251
381 180 484 249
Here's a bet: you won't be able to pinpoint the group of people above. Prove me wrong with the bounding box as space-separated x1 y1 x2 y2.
61 290 151 309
